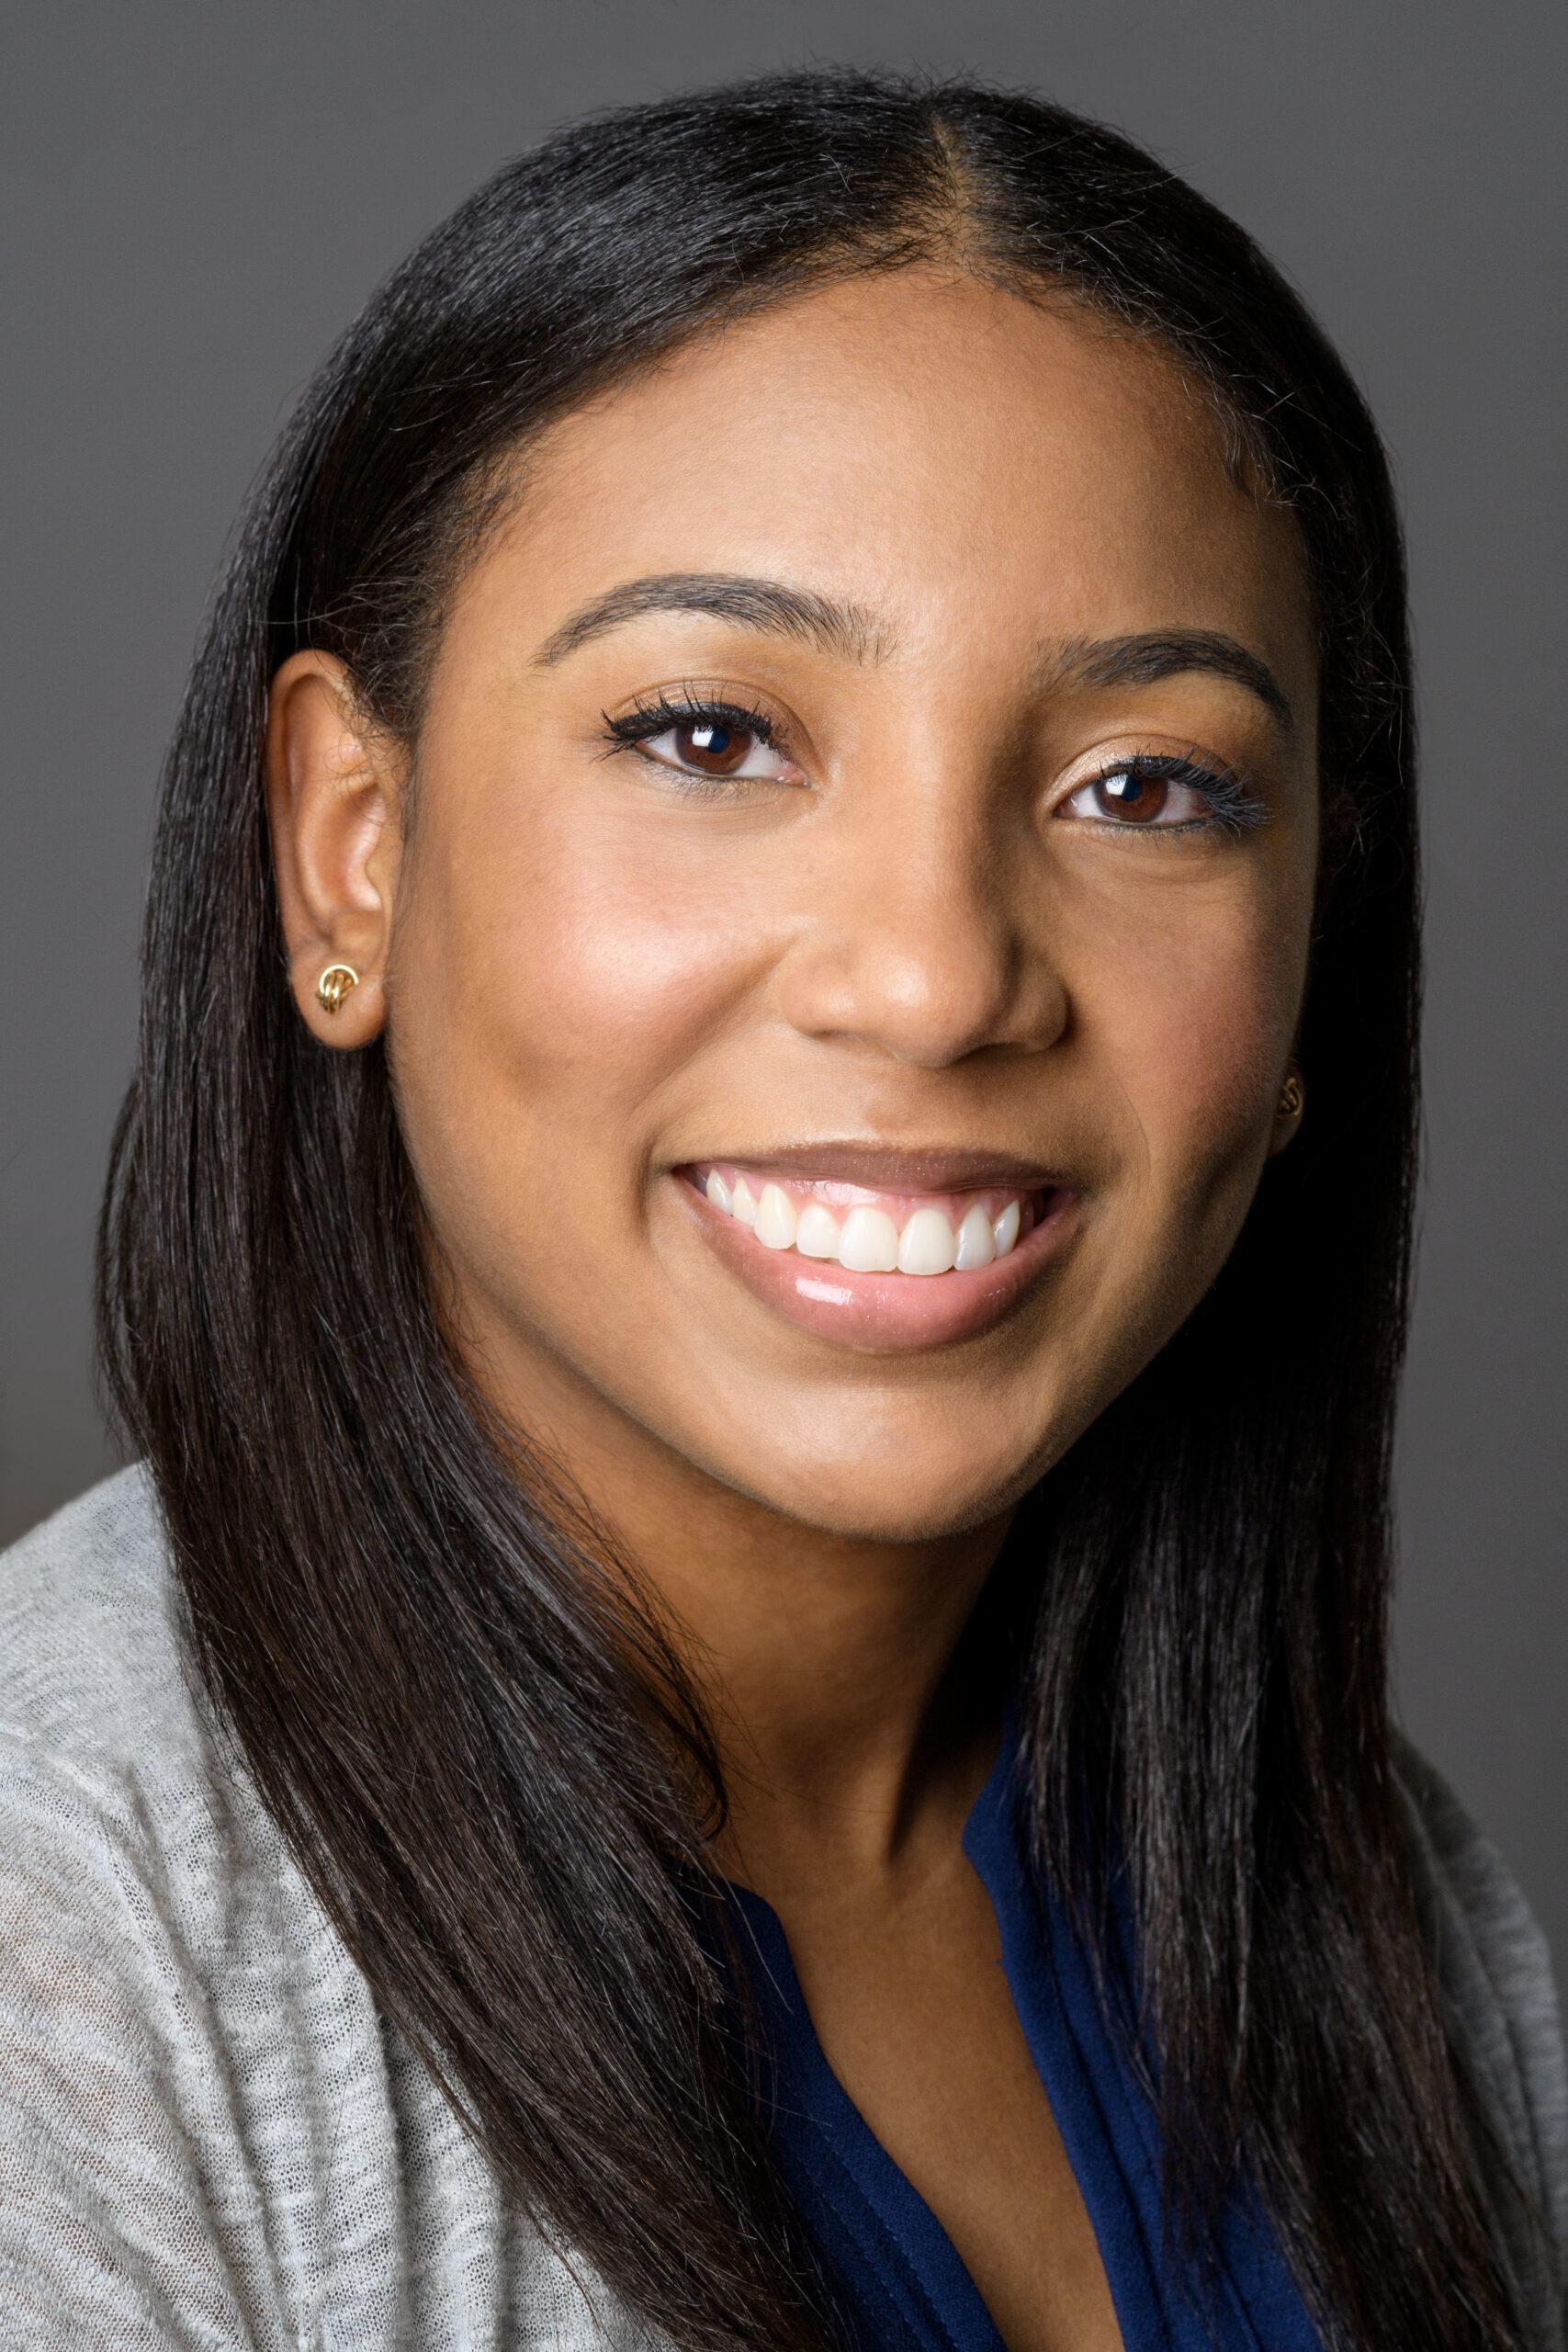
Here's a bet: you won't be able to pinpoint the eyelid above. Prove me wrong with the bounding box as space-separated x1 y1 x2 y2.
1056 743 1269 832
599 688 804 789
602 680 793 746
1055 741 1236 798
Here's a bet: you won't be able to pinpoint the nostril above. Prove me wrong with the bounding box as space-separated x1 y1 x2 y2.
773 923 1066 1070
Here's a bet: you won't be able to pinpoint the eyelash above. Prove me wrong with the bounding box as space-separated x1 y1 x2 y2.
601 691 784 786
602 695 1269 835
1077 751 1270 838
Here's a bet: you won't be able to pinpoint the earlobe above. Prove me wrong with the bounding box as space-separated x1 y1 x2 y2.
1268 1066 1306 1156
314 962 362 1017
265 650 402 1049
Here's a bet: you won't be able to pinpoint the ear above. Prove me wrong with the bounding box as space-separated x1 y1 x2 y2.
265 650 402 1047
1267 1066 1305 1157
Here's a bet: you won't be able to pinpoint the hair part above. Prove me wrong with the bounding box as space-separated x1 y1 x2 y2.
100 67 1519 2352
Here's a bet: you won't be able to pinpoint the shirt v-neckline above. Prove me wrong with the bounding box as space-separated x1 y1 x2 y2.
723 1725 1324 2352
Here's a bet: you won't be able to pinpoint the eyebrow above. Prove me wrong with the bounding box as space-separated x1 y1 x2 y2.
538 574 1294 732
537 572 884 666
1055 629 1295 731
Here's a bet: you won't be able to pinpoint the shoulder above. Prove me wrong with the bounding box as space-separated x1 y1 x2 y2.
0 1462 279 1986
0 1464 200 1783
1394 1734 1568 2346
0 1463 282 2011
0 1473 650 2347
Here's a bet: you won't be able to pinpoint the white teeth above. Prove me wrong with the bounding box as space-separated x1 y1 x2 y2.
897 1206 957 1276
838 1204 900 1273
703 1170 1032 1274
753 1182 798 1250
795 1203 843 1261
954 1203 997 1270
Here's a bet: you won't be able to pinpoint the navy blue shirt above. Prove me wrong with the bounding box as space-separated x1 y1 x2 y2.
728 1730 1325 2352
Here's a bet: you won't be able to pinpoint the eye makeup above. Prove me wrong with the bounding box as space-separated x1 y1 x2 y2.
1063 749 1270 837
602 690 784 753
601 693 1271 840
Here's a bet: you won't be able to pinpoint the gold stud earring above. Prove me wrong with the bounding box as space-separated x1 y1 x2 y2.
1277 1068 1305 1121
315 963 360 1016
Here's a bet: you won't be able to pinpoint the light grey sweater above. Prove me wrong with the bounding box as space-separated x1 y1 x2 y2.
0 1467 1562 2350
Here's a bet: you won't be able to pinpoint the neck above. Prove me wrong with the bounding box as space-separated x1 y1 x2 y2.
520 1374 1014 1888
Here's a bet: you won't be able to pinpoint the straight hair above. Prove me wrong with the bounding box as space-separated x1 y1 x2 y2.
98 68 1520 2352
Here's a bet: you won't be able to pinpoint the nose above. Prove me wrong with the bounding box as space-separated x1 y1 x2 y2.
773 780 1068 1070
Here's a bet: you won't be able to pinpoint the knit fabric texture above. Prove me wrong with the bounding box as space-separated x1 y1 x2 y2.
0 1466 1562 2350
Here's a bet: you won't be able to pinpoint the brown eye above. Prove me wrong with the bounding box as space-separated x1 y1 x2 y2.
1092 766 1168 822
1061 760 1229 831
673 719 754 775
629 711 796 785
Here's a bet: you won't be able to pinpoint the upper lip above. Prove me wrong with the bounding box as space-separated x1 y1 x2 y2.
678 1143 1065 1193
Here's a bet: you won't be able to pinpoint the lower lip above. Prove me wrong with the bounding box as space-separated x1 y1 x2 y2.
676 1176 1078 1352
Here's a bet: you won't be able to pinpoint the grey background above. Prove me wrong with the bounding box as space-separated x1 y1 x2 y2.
3 1 1563 1962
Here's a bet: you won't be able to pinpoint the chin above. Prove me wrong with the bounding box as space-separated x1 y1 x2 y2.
717 1441 1049 1545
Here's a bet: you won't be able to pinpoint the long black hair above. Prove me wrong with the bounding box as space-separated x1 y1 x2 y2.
98 68 1518 2352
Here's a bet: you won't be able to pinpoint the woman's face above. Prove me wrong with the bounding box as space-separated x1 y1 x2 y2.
276 269 1319 1543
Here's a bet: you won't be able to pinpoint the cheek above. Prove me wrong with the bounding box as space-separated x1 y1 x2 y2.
1071 873 1303 1205
389 775 755 1216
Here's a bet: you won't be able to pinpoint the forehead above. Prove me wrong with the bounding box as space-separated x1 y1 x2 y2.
472 269 1313 680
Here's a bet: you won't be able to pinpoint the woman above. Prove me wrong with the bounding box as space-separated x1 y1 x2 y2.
0 66 1560 2352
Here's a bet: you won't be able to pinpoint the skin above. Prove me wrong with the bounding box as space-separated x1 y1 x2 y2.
266 269 1319 2352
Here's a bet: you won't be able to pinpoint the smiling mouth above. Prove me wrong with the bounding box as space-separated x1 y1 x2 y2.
691 1163 1055 1273
676 1155 1077 1351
